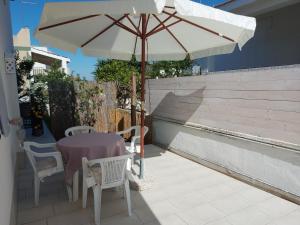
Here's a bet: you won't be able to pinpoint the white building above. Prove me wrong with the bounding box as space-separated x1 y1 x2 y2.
13 28 70 75
195 0 300 72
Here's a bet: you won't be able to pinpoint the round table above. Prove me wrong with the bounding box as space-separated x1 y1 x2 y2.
57 132 126 201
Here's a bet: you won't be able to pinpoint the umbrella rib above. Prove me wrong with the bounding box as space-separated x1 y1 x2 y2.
39 14 101 31
152 14 188 53
165 6 175 9
146 11 177 37
163 10 235 43
133 16 142 55
125 15 141 36
145 14 150 33
105 15 140 36
146 18 181 37
81 15 127 48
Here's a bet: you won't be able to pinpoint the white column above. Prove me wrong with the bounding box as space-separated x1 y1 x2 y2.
61 59 69 74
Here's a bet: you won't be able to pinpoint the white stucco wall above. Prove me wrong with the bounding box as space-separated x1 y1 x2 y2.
0 2 21 225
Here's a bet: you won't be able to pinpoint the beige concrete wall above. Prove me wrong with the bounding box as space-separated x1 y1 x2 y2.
147 65 300 198
13 27 31 59
0 2 21 225
147 65 300 148
13 27 30 48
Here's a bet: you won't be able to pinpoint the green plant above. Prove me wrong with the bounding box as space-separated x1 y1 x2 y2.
15 51 34 100
33 61 73 131
75 81 104 126
149 55 192 78
30 81 48 136
35 61 105 129
93 58 139 108
36 60 71 83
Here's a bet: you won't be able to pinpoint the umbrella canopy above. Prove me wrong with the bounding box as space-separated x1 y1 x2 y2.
35 0 256 178
35 0 256 61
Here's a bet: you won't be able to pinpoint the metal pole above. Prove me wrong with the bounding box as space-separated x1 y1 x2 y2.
140 14 147 179
131 73 137 129
131 73 137 142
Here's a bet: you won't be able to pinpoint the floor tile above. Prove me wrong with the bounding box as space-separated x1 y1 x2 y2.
225 206 271 225
205 218 233 225
210 193 252 215
266 209 300 225
134 200 177 224
168 191 208 211
177 203 226 225
53 200 82 216
18 205 54 224
21 220 47 225
145 214 188 225
101 212 142 225
238 188 273 205
16 145 297 225
101 198 129 219
47 208 93 225
256 196 298 219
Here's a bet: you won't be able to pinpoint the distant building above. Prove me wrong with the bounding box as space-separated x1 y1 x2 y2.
194 0 300 72
13 27 70 75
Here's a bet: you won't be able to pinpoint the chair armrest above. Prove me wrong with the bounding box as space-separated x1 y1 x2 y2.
30 150 64 170
131 135 140 144
29 142 57 148
116 127 134 136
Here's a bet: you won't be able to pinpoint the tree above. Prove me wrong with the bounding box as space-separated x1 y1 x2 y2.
36 60 71 84
93 55 192 109
15 52 34 100
149 55 192 78
93 59 138 108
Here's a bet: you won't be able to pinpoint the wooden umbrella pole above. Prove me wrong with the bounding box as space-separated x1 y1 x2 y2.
140 13 147 179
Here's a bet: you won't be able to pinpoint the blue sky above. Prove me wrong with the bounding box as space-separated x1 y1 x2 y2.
10 0 226 80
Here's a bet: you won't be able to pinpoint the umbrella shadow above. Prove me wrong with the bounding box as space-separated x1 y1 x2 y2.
142 87 206 159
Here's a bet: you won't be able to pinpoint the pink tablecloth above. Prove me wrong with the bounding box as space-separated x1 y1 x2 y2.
57 132 126 181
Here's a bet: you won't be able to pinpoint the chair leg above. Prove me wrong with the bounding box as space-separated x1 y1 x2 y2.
34 175 40 206
124 179 132 216
122 185 126 199
92 185 102 225
82 181 87 208
73 171 79 202
66 185 72 202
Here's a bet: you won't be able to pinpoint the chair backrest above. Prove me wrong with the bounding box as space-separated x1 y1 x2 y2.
23 142 38 173
23 142 56 173
83 153 133 189
65 126 96 137
132 126 149 144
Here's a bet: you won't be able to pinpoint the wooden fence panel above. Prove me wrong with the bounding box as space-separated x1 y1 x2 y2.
48 81 117 140
96 108 152 144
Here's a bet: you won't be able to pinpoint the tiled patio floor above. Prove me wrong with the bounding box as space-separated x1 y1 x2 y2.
17 145 299 225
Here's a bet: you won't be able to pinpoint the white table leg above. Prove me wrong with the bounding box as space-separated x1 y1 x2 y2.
73 170 79 202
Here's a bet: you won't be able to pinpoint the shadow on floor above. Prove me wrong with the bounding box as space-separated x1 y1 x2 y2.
17 145 175 225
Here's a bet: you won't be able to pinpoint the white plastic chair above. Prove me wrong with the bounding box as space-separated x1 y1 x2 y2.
116 126 149 153
64 125 96 137
23 141 71 205
82 153 133 225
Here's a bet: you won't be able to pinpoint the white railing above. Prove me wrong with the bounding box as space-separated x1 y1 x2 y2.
32 68 46 76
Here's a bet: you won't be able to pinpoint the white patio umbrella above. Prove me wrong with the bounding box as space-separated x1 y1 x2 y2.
35 0 256 178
